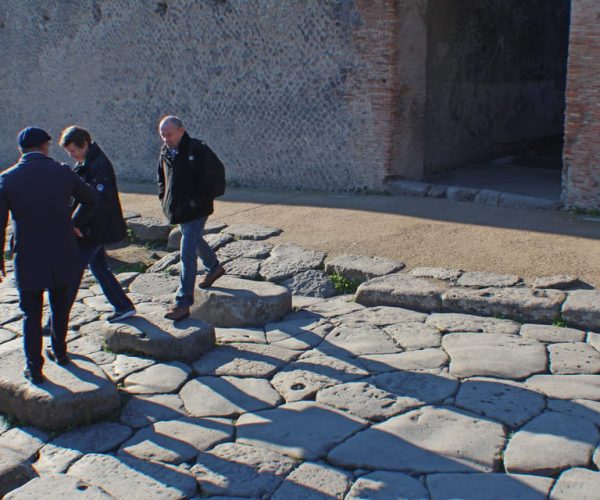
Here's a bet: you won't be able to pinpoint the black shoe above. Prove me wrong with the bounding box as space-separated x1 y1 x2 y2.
46 349 70 366
106 308 136 323
24 369 44 384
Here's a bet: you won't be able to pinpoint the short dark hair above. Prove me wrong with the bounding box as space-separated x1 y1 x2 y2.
59 126 92 148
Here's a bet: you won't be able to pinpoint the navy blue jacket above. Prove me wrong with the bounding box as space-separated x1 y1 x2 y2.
73 142 127 246
0 152 99 291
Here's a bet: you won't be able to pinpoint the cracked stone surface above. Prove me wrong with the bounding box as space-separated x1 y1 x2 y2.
325 254 405 282
426 312 520 335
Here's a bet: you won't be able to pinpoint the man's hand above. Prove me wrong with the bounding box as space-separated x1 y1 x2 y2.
74 227 83 238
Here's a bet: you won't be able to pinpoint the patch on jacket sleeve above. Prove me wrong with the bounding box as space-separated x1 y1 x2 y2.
188 155 194 161
96 183 104 192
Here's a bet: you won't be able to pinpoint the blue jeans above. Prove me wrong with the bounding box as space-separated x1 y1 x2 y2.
176 216 219 307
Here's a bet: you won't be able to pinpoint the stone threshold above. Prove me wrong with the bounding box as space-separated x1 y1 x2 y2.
385 179 561 211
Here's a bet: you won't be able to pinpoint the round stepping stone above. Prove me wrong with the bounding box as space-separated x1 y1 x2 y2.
355 274 447 312
316 382 418 421
426 313 520 335
552 468 600 499
259 244 326 282
67 453 197 499
347 471 429 500
119 417 233 464
520 323 586 343
191 443 296 498
0 350 119 430
128 273 179 297
223 223 282 240
122 361 191 395
5 474 111 499
454 377 545 427
504 411 598 476
327 406 506 473
190 277 291 327
127 217 171 241
192 342 297 377
549 342 600 374
120 394 188 428
272 462 351 499
103 312 215 363
180 376 281 417
525 375 600 400
325 254 405 282
236 401 367 460
426 473 553 500
443 333 546 379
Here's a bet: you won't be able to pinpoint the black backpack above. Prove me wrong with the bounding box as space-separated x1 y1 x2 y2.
201 142 226 199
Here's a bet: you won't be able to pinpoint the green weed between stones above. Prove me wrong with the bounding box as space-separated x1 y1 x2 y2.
329 273 361 295
553 316 568 328
114 262 148 274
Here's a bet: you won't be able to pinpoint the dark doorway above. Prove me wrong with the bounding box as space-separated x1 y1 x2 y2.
423 0 571 200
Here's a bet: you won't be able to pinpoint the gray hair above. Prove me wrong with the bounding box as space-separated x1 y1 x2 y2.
159 115 184 129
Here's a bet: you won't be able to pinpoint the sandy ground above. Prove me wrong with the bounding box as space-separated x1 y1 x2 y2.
117 180 600 288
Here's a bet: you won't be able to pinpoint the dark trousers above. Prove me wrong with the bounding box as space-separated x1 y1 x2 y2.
19 284 70 372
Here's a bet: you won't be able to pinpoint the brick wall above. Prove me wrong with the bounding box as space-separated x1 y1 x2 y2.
562 0 600 209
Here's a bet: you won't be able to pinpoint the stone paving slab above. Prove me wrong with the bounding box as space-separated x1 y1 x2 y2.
128 272 180 297
127 217 171 241
320 325 401 356
359 348 449 374
120 394 188 428
328 405 506 473
562 290 600 331
409 266 463 281
346 470 429 500
325 254 405 282
520 323 586 343
259 244 327 282
4 474 112 499
217 240 273 263
281 269 336 298
456 271 521 288
369 370 459 405
0 450 35 498
525 374 600 400
122 361 191 395
384 322 442 350
332 305 427 327
442 287 566 323
547 398 600 426
426 312 520 335
271 461 352 499
549 342 600 374
303 295 365 318
223 257 262 280
223 223 282 240
215 326 266 344
551 468 600 499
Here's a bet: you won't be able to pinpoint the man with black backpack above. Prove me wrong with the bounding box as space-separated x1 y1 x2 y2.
157 115 226 321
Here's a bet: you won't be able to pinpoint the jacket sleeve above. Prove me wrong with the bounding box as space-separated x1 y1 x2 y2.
157 157 165 200
89 156 118 203
71 174 99 229
0 179 8 264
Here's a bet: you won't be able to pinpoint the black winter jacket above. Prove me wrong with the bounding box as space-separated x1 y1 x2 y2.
73 142 127 246
157 132 214 224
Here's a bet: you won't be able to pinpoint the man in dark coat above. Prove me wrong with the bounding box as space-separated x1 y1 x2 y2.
58 126 135 323
157 115 225 321
0 127 98 383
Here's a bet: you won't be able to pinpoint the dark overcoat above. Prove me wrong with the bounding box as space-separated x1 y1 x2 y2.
0 152 98 291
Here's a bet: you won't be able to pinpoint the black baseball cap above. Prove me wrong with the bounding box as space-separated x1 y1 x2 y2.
17 127 52 149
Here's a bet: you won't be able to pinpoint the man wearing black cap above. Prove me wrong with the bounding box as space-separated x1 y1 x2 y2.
0 127 98 384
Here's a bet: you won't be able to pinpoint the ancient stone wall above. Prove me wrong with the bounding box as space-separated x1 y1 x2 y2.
0 0 407 191
424 0 570 176
562 0 600 209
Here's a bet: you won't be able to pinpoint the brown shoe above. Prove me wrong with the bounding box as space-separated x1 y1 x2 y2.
199 264 225 289
164 305 190 321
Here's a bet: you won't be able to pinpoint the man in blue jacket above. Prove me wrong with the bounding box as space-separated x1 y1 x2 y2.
0 127 98 384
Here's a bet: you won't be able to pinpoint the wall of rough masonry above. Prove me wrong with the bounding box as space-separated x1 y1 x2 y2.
424 0 571 176
0 0 417 192
562 0 600 209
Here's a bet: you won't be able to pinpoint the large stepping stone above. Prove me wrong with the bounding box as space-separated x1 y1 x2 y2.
552 468 600 499
120 394 188 428
127 217 171 241
119 417 233 464
504 411 598 476
128 272 179 297
442 287 566 323
525 374 600 400
122 361 191 395
259 244 326 282
443 333 547 379
456 271 520 288
0 449 34 497
0 350 119 430
272 462 351 499
426 473 553 500
179 376 281 417
333 305 427 327
34 422 132 474
549 342 600 374
103 312 214 363
191 443 296 498
190 277 291 327
223 223 282 240
355 273 447 312
520 323 586 343
562 290 600 331
4 474 111 499
192 342 297 377
328 406 506 473
236 401 367 460
217 239 273 263
455 377 545 427
346 471 429 500
67 453 197 499
325 254 405 282
426 312 520 335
